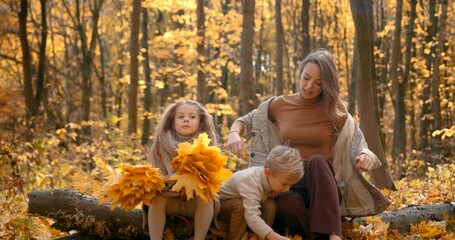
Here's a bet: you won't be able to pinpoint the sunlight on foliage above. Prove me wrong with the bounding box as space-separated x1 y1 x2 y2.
98 163 165 210
171 133 232 201
432 125 455 139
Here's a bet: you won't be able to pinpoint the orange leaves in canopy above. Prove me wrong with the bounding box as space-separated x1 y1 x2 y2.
170 133 232 201
99 163 165 210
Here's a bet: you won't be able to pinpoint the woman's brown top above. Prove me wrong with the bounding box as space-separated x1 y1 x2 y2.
269 93 345 162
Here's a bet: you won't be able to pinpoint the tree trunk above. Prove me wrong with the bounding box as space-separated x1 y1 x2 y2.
73 0 104 138
419 0 437 152
128 0 141 135
404 0 417 152
28 189 455 239
196 0 206 104
255 4 265 95
141 8 153 145
349 0 395 190
36 0 47 113
19 0 38 122
391 0 405 172
275 0 284 96
430 0 448 151
301 0 311 58
239 0 255 116
397 0 416 179
348 37 358 116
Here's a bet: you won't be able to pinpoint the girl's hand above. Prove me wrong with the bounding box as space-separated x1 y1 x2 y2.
227 131 243 158
355 153 374 171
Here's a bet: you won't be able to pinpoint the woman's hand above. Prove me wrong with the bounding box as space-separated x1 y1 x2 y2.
227 131 243 158
355 153 374 171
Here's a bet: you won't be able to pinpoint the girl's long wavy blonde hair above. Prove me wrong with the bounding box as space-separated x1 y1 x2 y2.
147 100 218 175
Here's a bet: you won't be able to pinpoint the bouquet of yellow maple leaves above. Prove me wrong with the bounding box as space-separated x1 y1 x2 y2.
98 133 232 210
170 133 232 201
98 163 165 210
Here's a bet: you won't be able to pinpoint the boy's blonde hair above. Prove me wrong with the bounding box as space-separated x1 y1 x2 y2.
264 145 304 182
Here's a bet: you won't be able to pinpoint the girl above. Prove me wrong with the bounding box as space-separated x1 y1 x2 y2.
143 100 218 240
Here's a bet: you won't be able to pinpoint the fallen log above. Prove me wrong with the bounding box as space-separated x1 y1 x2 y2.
28 189 148 239
28 189 455 239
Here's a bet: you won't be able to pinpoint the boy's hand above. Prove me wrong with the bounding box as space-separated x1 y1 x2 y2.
265 231 290 240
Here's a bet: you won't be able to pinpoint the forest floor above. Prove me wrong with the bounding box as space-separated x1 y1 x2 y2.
0 131 454 239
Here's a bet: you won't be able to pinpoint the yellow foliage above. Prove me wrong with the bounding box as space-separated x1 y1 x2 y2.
411 220 448 238
170 133 232 201
98 163 165 210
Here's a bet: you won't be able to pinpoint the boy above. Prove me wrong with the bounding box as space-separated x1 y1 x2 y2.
216 145 304 240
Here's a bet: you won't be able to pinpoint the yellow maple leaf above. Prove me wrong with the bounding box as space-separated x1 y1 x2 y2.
98 163 165 210
170 133 232 201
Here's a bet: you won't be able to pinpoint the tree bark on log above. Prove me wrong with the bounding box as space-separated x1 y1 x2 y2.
28 189 148 239
28 189 455 239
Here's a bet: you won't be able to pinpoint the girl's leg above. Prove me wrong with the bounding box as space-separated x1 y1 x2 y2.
147 196 167 240
193 197 214 240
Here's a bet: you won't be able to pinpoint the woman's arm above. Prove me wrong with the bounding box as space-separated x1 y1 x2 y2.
227 109 257 157
351 121 382 171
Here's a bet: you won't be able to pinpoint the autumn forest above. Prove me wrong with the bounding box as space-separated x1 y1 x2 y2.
0 0 454 239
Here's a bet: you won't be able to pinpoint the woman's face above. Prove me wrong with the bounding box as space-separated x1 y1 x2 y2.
298 62 323 100
173 104 201 137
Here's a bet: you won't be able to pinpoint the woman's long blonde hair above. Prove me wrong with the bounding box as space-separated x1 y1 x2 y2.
147 100 217 174
296 48 346 123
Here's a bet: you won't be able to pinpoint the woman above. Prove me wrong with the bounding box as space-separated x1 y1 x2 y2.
227 49 391 240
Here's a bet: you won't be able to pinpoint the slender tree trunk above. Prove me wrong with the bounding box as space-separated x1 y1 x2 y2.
419 0 437 152
275 0 283 95
239 0 255 116
405 0 417 152
19 0 38 122
63 35 73 123
73 0 104 138
301 0 311 58
343 27 352 114
396 0 416 179
255 4 265 95
349 0 395 190
391 0 405 174
196 0 206 104
141 8 153 145
96 35 108 119
348 37 358 116
36 0 47 112
430 0 447 151
128 0 141 135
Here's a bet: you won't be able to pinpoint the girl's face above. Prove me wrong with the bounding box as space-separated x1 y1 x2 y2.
299 62 323 100
173 104 201 137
